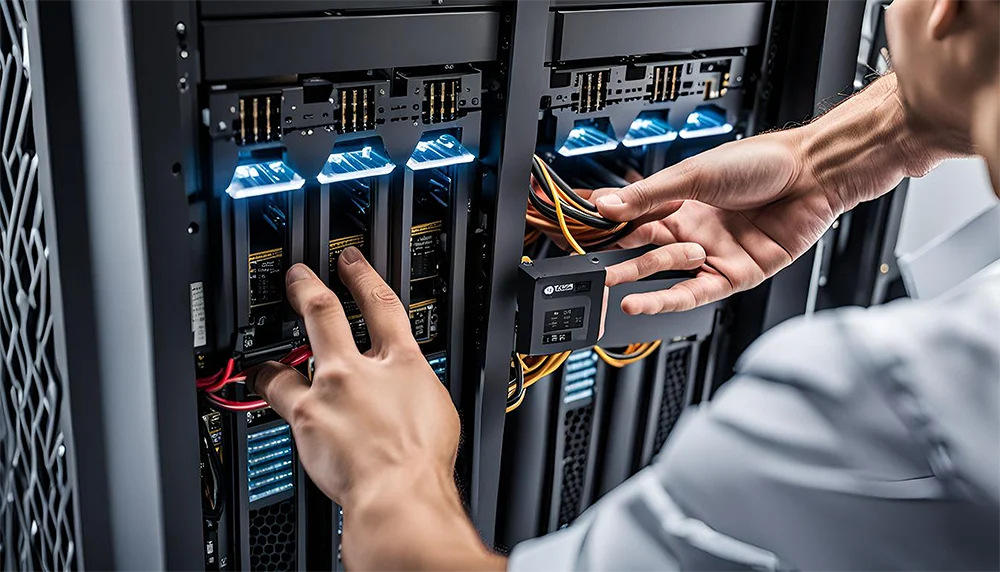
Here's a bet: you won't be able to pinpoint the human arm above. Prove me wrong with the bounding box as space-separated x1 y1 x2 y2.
593 72 968 314
249 248 504 571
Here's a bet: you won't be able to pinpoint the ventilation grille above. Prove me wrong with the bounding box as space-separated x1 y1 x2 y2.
652 346 692 453
1 1 79 570
557 403 594 528
249 498 296 571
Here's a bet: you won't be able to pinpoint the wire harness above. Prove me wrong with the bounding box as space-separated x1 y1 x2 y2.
509 157 662 413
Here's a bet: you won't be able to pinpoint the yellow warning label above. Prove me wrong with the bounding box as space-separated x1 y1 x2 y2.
411 220 443 236
249 247 282 265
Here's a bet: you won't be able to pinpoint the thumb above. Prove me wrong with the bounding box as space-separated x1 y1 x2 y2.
594 162 699 223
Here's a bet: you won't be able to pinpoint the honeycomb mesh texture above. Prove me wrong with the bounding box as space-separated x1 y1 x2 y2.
249 499 297 571
1 1 79 570
557 403 593 528
652 345 692 453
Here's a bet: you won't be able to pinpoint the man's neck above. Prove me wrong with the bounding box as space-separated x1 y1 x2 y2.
970 78 1000 194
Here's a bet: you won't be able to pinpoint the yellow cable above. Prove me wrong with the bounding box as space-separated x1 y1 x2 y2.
506 388 526 413
594 340 663 368
537 158 586 255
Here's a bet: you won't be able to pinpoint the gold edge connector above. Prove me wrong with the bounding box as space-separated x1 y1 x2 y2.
265 96 272 141
252 97 259 143
351 89 358 131
239 98 246 144
430 82 436 123
450 80 456 120
363 88 369 130
340 89 347 132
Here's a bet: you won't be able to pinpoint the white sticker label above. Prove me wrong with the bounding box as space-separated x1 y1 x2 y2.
191 282 207 348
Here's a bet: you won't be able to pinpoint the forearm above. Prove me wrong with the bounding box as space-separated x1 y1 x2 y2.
798 72 969 212
344 464 506 571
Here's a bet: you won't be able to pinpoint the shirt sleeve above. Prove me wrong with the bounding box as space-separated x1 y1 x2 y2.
509 304 999 571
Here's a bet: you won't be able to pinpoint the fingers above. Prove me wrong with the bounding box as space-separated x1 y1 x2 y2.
336 247 416 353
605 243 707 287
248 361 312 420
619 273 733 315
286 264 359 361
593 160 700 223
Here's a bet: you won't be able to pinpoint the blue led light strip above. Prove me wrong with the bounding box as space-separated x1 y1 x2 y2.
557 125 619 157
622 117 678 147
406 134 476 171
224 160 306 199
317 145 396 184
679 108 734 139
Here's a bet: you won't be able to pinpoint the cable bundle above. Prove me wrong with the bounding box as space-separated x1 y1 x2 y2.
196 344 312 412
507 157 662 413
526 155 633 250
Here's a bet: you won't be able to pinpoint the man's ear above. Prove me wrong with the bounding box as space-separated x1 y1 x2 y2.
928 0 959 40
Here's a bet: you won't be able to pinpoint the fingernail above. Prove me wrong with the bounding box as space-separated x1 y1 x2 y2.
341 246 361 265
686 244 707 261
286 264 314 286
596 194 624 207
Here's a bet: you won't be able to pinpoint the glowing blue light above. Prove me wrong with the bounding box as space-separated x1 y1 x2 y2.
679 108 734 139
317 145 396 184
622 117 678 147
557 125 619 157
406 134 476 171
224 160 305 199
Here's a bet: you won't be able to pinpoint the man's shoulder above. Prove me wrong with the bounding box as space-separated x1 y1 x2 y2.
735 275 999 502
740 275 999 385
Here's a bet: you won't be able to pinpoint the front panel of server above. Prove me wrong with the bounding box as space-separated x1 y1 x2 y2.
188 3 498 566
498 0 768 547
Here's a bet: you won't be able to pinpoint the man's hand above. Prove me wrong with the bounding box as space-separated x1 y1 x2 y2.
594 73 950 315
248 247 503 571
592 129 828 314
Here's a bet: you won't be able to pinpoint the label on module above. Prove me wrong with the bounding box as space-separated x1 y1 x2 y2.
190 281 207 347
409 299 438 343
248 248 283 307
341 299 371 350
410 220 442 280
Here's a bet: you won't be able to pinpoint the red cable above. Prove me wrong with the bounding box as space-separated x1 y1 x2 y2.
204 392 269 412
198 346 313 412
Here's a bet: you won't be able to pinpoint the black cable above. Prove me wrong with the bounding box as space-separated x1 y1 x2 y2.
506 354 525 409
585 221 635 250
533 157 601 214
599 346 658 360
528 174 620 230
199 416 226 521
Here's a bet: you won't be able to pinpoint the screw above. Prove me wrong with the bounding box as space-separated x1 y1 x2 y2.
291 105 297 110
879 263 890 274
413 120 419 126
175 22 186 34
307 129 314 135
832 220 840 230
217 121 226 131
436 0 443 4
179 49 189 59
414 87 421 94
379 88 386 96
472 97 479 105
229 105 236 114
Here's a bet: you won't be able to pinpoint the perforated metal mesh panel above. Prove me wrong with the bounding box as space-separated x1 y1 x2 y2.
249 498 297 571
0 1 79 570
556 403 593 528
652 345 692 453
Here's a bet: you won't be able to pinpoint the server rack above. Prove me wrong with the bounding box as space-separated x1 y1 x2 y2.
4 0 872 569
